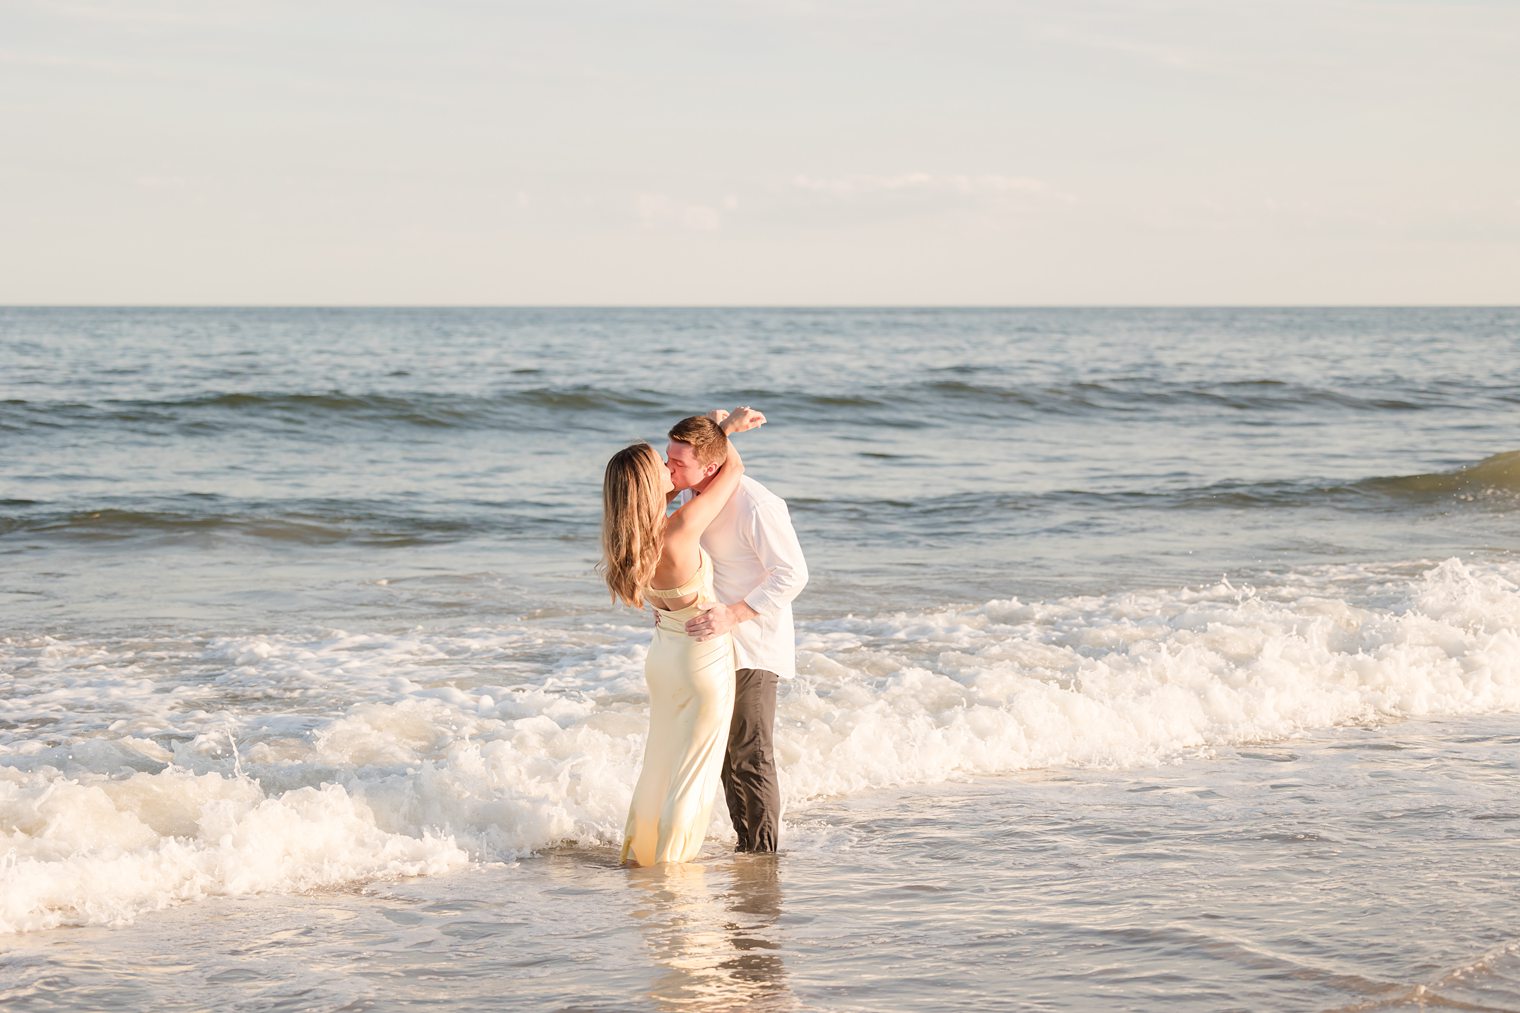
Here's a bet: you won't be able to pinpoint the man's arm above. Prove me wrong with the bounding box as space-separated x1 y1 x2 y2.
686 495 808 641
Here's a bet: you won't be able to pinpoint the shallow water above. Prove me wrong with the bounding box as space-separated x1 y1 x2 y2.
5 715 1519 1012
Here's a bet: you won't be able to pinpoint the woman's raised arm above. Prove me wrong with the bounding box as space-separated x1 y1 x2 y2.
714 406 766 435
665 437 745 542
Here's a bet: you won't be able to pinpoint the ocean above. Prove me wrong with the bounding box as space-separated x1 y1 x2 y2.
2 306 1518 1011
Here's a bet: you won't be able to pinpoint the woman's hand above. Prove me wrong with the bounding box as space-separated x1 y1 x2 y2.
722 406 766 434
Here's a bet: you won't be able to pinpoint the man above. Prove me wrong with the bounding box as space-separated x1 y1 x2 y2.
665 410 808 854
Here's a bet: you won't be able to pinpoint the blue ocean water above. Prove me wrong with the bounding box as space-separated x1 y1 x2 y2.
3 307 1519 1009
5 306 1518 623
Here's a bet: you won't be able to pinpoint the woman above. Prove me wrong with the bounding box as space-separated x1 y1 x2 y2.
600 407 764 866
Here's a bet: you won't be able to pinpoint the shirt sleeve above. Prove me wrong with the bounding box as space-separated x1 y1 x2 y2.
739 495 809 616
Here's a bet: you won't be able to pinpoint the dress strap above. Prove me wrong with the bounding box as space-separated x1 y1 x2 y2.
647 550 710 598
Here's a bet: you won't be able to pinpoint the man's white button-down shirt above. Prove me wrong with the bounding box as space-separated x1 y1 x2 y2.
682 476 808 679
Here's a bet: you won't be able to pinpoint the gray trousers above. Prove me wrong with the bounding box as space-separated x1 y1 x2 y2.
723 667 780 852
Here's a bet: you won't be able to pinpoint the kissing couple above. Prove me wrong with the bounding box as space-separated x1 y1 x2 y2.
600 407 808 867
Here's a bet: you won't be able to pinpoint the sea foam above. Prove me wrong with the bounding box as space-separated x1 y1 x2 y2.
3 557 1519 933
782 557 1520 797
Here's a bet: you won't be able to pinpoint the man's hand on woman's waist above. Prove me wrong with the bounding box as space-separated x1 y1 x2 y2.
686 600 760 641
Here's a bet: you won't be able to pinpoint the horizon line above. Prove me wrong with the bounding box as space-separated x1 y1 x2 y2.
3 303 1518 311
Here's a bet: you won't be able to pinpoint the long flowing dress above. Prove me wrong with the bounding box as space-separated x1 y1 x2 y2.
621 549 736 866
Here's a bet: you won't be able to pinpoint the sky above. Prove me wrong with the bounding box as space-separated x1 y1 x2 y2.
1 0 1516 305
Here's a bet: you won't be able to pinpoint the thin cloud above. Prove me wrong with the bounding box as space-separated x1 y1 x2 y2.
0 49 176 79
134 174 189 189
790 173 1051 196
636 194 727 232
1035 0 1519 85
19 0 250 27
1035 27 1204 71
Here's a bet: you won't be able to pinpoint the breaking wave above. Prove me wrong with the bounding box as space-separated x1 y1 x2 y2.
4 557 1519 933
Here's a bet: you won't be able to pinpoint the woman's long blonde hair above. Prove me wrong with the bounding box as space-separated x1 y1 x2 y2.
600 442 666 607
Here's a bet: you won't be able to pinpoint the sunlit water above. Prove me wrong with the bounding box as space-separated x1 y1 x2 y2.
3 307 1519 1009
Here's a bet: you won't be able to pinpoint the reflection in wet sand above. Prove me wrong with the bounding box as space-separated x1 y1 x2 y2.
628 856 795 1012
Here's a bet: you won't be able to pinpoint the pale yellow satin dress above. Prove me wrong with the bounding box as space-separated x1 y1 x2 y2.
621 550 736 866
